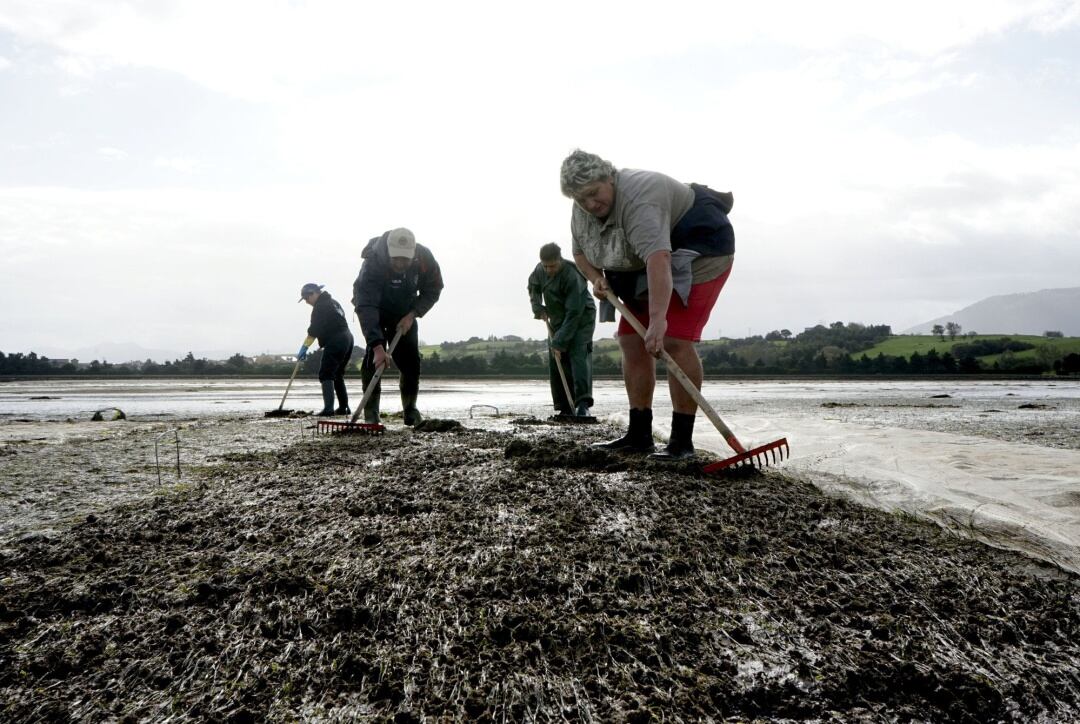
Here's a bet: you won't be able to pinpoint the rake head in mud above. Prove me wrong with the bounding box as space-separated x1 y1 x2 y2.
315 420 385 435
703 437 790 473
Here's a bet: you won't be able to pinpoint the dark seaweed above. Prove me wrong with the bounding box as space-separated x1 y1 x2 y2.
2 424 1078 721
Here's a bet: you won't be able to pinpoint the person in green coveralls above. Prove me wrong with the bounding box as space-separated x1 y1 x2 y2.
528 242 596 416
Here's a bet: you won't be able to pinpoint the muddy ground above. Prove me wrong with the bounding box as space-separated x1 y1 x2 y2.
2 419 1080 722
0 415 309 542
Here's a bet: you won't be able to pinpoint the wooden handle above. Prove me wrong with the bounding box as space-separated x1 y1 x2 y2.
277 359 302 410
604 291 746 454
546 321 575 409
349 327 405 425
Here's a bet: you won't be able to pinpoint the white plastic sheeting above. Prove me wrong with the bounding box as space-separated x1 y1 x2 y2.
687 416 1080 573
615 380 1080 572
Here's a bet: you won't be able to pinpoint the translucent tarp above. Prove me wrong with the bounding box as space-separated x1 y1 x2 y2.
676 415 1080 573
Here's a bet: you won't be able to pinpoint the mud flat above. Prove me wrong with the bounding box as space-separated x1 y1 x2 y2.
0 416 305 543
2 419 1079 721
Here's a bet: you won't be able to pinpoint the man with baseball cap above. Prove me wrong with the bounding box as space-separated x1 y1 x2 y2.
352 228 444 425
297 282 354 416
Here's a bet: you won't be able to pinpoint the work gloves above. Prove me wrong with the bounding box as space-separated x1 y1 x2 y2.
297 344 309 361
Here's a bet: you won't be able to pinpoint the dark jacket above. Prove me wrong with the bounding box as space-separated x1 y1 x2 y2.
307 292 351 347
527 259 595 349
352 232 444 348
671 184 735 256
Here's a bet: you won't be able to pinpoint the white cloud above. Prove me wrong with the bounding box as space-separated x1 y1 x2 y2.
2 1 1077 100
53 53 100 77
153 156 199 174
97 146 128 160
0 1 1078 350
0 55 12 71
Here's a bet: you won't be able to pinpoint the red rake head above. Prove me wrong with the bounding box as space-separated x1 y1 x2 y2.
316 420 386 435
702 437 789 474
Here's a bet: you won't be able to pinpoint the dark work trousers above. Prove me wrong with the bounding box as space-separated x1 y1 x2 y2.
548 322 594 412
319 332 354 407
360 318 420 412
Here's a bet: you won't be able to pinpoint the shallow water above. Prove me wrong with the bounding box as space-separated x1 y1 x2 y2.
2 377 1077 420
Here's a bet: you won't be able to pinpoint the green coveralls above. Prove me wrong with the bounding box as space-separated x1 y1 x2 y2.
528 259 596 412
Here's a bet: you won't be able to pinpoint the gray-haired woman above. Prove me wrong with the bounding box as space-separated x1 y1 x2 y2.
560 149 735 461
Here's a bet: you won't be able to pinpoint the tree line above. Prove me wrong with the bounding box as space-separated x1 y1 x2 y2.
4 323 1079 377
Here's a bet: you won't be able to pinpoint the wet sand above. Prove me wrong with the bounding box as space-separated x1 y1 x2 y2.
1 416 1079 721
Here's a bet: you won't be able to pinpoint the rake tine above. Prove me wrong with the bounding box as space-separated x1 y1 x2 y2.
702 436 790 474
315 419 386 436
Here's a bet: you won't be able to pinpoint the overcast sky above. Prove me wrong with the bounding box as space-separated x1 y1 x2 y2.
2 1 1078 360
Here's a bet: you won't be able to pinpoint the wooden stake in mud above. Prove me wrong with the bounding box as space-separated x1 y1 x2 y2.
603 290 789 471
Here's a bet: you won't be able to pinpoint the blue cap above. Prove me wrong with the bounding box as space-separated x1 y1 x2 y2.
298 283 324 302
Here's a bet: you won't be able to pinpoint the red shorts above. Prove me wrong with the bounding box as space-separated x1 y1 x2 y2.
616 266 732 342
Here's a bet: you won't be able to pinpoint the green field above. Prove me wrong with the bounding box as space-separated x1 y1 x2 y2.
980 338 1080 364
416 333 1079 372
855 334 1080 361
422 337 624 357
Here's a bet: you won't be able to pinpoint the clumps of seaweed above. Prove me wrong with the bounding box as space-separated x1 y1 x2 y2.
509 416 551 426
821 401 960 409
503 434 762 479
412 418 464 433
504 435 627 472
2 424 1080 721
90 407 126 421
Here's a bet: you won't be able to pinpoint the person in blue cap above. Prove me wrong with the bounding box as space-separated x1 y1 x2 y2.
298 282 354 416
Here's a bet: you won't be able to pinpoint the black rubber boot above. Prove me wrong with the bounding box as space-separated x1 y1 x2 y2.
334 379 350 415
401 392 423 426
316 380 336 417
363 380 381 424
649 412 697 461
592 408 654 453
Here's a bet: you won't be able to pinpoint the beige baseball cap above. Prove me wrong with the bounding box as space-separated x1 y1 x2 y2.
386 227 416 259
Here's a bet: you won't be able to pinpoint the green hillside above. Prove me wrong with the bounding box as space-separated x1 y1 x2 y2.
979 338 1080 364
856 334 1080 360
420 337 621 361
420 337 749 367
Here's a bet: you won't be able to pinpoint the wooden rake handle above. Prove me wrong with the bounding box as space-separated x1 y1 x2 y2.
545 321 576 409
348 327 405 425
277 358 302 411
603 290 747 455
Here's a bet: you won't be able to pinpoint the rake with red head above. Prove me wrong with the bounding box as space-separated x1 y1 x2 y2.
604 291 789 473
702 435 790 473
316 328 403 436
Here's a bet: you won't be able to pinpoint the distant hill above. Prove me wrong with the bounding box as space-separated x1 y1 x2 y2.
904 287 1080 336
